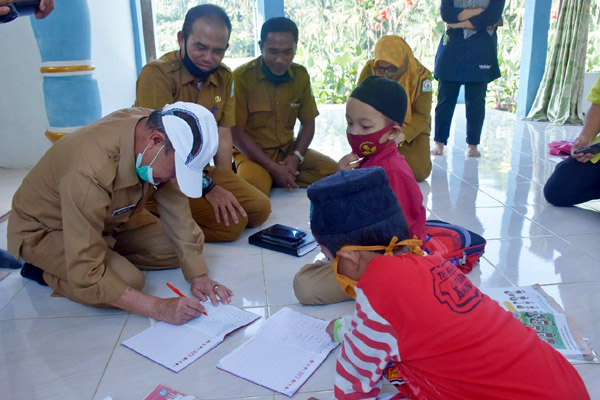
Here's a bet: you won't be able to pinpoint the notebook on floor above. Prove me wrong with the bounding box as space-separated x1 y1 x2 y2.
217 307 339 397
122 302 260 372
249 224 318 257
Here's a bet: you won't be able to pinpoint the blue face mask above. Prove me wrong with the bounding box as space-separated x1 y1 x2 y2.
135 144 165 185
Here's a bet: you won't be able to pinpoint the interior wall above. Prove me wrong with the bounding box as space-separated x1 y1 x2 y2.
0 0 138 169
582 71 600 114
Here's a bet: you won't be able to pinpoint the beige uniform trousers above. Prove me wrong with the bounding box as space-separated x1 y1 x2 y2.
234 142 337 196
293 260 353 305
191 166 271 242
147 166 272 243
21 211 178 306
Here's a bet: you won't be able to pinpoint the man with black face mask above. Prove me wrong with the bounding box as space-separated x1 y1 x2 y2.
135 4 271 243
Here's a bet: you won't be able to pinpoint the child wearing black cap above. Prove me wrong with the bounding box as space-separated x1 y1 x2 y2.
307 167 589 400
293 76 426 305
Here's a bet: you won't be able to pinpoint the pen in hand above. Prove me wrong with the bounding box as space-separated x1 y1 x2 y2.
166 282 208 316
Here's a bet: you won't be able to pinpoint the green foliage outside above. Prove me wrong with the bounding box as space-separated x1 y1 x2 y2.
584 0 600 73
153 0 255 58
152 0 600 113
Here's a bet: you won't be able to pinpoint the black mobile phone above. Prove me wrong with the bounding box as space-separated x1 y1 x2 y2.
262 224 306 242
261 235 302 247
573 142 600 155
0 1 40 24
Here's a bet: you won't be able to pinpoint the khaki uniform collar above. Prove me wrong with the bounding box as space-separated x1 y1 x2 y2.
114 117 145 191
255 56 296 82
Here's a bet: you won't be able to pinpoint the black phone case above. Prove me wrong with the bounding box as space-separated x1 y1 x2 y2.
574 142 600 154
261 224 306 241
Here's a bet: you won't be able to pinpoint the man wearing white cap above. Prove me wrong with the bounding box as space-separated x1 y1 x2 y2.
7 102 231 325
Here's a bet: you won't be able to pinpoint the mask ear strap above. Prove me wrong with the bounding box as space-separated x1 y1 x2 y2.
400 236 425 256
384 236 399 255
149 143 166 166
338 236 424 256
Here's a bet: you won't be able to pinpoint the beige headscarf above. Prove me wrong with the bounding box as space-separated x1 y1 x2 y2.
372 35 425 125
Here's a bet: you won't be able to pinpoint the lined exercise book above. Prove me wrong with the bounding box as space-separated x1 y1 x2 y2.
122 302 260 372
217 307 339 397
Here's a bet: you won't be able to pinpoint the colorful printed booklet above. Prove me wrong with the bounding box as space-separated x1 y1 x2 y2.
142 384 196 400
217 307 339 397
123 303 260 372
483 285 595 361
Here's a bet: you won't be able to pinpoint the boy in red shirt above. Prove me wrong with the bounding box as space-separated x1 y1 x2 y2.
308 167 589 400
294 76 426 305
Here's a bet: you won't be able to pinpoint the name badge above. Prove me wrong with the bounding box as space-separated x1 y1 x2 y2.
112 204 136 216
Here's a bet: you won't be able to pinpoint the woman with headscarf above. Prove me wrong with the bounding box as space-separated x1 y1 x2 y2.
357 35 433 182
433 0 505 157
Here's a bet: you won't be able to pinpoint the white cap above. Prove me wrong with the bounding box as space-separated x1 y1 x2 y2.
161 102 219 198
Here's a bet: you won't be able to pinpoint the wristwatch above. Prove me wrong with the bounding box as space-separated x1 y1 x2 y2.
291 150 304 165
202 175 216 196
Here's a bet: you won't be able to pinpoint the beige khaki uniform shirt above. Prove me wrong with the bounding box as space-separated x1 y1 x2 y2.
233 57 319 151
7 108 208 304
135 50 235 128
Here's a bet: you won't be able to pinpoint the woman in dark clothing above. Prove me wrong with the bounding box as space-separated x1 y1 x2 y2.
432 0 505 157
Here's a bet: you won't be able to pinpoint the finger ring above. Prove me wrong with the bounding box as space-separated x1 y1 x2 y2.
213 284 219 291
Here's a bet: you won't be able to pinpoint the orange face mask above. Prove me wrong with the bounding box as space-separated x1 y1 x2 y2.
331 236 424 298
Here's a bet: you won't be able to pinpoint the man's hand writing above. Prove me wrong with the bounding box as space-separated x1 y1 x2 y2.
156 296 206 325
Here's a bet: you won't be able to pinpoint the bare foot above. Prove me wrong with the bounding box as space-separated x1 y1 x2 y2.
466 145 481 157
431 142 445 155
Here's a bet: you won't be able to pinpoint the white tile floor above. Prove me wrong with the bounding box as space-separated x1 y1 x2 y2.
1 105 599 399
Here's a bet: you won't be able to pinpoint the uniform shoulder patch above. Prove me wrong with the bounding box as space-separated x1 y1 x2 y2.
422 78 433 92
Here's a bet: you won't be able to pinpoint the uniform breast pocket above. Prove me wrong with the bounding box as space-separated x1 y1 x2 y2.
248 102 272 128
106 203 136 226
285 101 300 129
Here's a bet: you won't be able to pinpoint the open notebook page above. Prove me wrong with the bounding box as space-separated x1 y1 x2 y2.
122 302 260 372
218 307 339 397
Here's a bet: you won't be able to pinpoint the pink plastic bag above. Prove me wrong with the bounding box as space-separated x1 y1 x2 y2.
548 140 574 156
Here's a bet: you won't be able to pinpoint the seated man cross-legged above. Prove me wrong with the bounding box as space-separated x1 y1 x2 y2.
232 17 337 195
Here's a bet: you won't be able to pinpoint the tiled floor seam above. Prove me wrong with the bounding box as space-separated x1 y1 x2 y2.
92 312 133 400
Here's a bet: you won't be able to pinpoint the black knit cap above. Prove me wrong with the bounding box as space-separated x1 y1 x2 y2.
308 166 402 236
350 75 408 125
